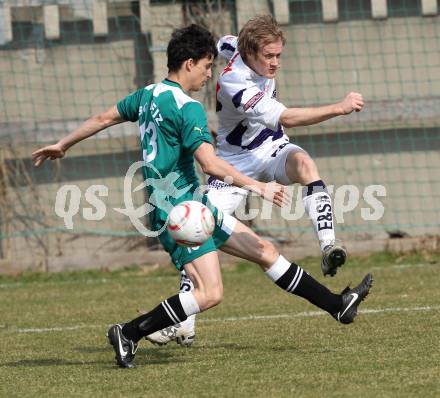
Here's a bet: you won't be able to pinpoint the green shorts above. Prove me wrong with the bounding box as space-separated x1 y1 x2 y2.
157 196 237 270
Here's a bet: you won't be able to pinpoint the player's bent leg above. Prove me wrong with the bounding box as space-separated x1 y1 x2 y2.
220 219 279 270
283 150 320 186
146 270 196 347
147 187 244 349
184 251 224 311
109 251 221 368
146 252 223 347
283 150 347 277
220 219 372 323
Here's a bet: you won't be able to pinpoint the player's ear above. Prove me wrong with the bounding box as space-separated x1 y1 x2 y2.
186 58 195 72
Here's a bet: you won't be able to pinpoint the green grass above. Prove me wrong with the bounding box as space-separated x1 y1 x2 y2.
1 251 439 397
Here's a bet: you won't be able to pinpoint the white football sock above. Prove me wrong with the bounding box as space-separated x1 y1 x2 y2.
179 291 200 317
265 255 291 282
302 186 335 252
178 271 197 328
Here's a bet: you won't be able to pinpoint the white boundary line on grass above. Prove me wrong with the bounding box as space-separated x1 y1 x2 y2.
7 305 440 334
202 305 440 322
0 262 437 289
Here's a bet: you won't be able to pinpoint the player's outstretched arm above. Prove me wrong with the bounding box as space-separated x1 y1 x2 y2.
279 92 364 128
32 105 124 167
194 142 290 208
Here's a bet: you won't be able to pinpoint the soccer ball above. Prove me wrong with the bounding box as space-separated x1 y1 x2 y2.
167 201 215 247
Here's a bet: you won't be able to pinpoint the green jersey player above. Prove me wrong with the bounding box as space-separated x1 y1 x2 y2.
33 24 373 369
116 78 236 269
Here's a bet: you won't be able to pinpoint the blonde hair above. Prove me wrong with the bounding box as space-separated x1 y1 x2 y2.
238 15 286 61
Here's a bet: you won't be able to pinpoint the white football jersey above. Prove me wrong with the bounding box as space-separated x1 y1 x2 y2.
215 35 288 157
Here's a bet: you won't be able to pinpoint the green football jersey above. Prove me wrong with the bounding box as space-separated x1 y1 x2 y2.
117 79 213 231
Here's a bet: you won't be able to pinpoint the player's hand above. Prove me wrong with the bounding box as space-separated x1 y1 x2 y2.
340 92 364 114
260 181 291 208
32 143 65 167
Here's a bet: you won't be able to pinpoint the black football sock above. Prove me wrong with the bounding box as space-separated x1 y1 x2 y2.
122 294 187 343
266 255 342 314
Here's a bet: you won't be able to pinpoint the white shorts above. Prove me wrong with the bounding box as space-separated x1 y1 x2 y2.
207 138 307 214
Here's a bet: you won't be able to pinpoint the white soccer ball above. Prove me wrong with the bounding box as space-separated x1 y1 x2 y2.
167 200 215 247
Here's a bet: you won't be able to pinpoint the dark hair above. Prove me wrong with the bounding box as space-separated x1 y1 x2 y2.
167 24 218 72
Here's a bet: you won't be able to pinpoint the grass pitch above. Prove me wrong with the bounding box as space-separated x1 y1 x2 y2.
0 251 439 397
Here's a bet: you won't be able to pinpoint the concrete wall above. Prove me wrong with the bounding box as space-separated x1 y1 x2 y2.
1 4 438 132
0 1 439 271
247 149 440 242
2 135 438 271
277 17 440 135
0 40 137 123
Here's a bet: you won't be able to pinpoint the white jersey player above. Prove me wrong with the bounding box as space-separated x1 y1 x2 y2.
206 33 292 213
147 15 365 346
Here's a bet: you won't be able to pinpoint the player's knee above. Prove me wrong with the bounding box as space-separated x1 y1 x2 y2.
196 286 223 310
294 153 319 183
300 155 318 176
259 239 279 269
206 287 223 308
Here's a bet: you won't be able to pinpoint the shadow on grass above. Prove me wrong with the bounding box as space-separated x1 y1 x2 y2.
4 358 104 367
4 355 185 368
189 343 254 350
75 346 110 353
4 342 259 368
